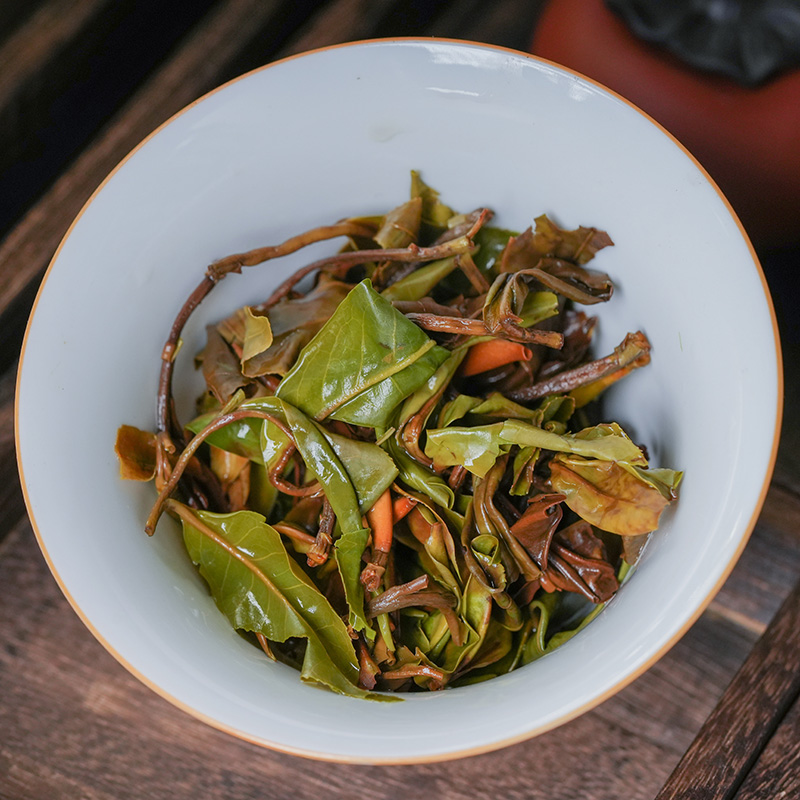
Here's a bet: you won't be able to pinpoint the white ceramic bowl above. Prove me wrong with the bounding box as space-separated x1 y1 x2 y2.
16 39 781 763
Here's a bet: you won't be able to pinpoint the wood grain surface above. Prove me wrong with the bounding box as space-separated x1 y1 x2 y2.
1 1 799 798
735 694 800 800
655 580 800 800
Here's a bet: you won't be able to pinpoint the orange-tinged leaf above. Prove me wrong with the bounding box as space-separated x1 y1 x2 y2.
115 425 157 481
549 455 672 535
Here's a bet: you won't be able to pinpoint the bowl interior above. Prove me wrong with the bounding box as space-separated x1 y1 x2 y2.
16 39 780 762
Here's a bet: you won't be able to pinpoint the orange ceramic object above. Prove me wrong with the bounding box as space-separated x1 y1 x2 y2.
531 0 800 248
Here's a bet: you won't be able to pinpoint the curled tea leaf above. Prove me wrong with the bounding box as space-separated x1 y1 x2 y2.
549 455 676 536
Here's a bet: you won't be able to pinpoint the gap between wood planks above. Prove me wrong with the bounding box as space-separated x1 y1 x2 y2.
655 577 800 800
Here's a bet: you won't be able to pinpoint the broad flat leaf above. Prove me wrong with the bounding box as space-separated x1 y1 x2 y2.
186 396 286 462
276 280 449 428
425 423 510 478
424 418 646 477
178 508 385 699
549 454 674 535
500 420 647 465
279 401 373 635
322 427 399 514
185 396 384 636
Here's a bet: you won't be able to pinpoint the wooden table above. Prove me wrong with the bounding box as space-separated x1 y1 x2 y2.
2 2 799 797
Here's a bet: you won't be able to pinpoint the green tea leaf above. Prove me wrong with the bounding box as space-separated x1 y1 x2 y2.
374 198 422 249
520 291 559 327
279 401 374 635
277 280 449 428
178 507 386 699
322 427 399 514
424 418 645 477
500 420 647 465
410 170 455 229
186 397 286 462
425 423 510 478
472 226 514 273
333 526 375 642
387 439 455 509
380 256 459 302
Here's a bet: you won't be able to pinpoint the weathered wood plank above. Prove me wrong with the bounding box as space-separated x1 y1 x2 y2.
0 0 120 136
0 0 297 374
0 520 757 800
0 4 40 41
427 0 544 50
281 0 419 55
708 483 800 633
0 0 219 235
0 364 22 537
654 578 800 800
733 695 800 799
761 248 800 494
